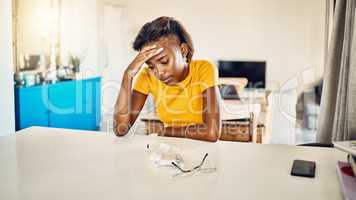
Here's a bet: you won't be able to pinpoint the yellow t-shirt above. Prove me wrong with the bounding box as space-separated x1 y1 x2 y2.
133 60 219 127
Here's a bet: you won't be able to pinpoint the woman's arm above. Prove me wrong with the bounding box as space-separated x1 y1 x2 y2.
186 86 221 142
113 45 163 136
113 72 147 136
162 86 222 142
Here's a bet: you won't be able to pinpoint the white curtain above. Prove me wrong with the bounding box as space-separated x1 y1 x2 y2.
317 0 356 142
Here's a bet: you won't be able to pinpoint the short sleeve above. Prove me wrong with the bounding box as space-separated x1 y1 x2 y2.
198 61 219 92
132 67 150 95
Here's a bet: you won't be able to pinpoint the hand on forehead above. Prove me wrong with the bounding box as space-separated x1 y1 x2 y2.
144 35 181 65
144 35 181 50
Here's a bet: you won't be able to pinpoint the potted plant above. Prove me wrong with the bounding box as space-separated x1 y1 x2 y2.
69 55 82 73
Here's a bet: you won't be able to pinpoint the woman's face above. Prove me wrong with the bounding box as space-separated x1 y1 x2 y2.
144 35 188 85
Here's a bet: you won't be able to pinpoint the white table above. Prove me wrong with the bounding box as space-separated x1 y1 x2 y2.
0 127 346 200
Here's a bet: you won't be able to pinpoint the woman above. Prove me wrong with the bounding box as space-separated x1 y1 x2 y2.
113 16 221 142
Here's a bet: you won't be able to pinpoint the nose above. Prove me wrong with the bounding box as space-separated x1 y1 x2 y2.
156 66 167 80
158 71 167 80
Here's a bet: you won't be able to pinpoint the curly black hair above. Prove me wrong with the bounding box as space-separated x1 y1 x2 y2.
133 16 194 63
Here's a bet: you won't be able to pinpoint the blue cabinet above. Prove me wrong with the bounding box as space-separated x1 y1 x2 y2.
73 78 101 130
15 85 50 129
48 80 78 129
15 77 101 131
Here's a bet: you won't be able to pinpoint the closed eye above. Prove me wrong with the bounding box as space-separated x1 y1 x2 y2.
160 58 169 64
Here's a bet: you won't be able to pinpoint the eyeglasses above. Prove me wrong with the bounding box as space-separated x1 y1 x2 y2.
171 153 209 173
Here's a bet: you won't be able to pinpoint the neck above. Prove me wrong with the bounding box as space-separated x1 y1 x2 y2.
177 62 189 82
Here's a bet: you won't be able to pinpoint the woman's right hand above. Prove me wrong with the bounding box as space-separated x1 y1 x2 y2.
126 45 163 77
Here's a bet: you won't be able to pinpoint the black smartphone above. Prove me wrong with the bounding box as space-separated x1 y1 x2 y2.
291 160 316 178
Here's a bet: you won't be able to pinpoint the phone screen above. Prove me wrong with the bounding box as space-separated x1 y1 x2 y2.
291 160 316 178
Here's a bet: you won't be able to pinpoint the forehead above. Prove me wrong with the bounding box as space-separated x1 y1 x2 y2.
144 35 180 49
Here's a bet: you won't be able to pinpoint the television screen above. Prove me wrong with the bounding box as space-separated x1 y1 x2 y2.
218 60 266 88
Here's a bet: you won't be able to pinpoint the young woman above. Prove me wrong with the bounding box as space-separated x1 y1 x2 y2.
113 16 221 142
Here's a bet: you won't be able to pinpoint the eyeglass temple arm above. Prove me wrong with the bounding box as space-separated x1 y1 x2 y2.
172 153 209 172
194 153 209 170
171 162 192 173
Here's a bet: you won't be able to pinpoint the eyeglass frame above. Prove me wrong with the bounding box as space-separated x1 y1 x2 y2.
171 153 209 173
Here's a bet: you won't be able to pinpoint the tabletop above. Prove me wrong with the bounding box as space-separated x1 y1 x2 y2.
0 126 346 200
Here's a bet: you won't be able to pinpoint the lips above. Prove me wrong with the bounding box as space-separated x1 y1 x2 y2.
161 77 174 84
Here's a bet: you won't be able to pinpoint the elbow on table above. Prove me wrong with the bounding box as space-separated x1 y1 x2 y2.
205 125 221 142
206 133 219 142
204 121 221 142
196 130 219 142
113 124 130 137
114 130 128 137
187 126 220 142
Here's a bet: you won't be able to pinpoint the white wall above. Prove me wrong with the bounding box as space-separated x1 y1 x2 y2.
16 0 100 75
16 0 326 88
17 0 52 56
60 0 99 74
0 0 15 135
113 0 326 90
